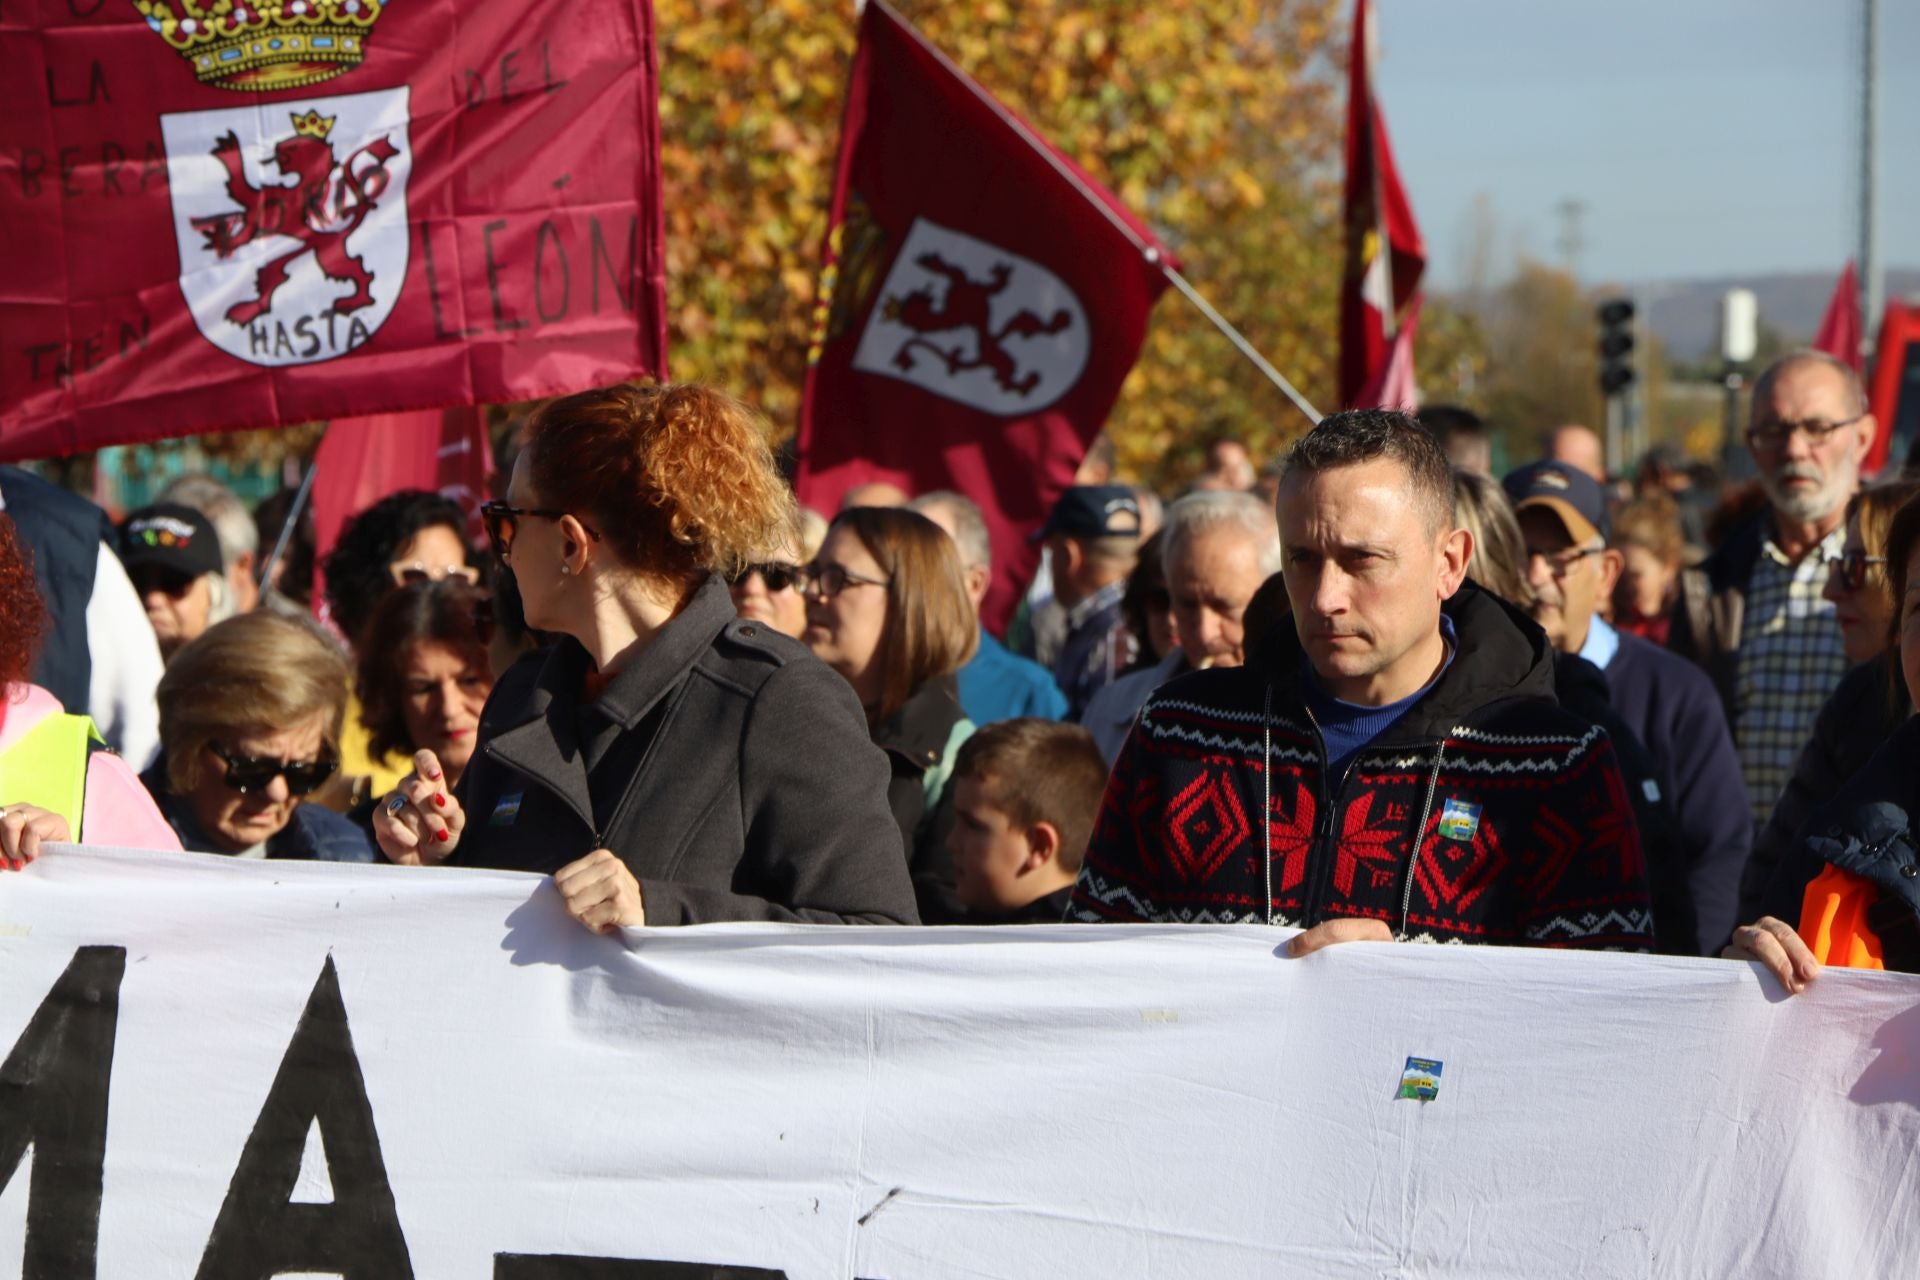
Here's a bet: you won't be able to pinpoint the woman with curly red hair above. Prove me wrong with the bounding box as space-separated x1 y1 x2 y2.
0 513 179 865
373 381 916 928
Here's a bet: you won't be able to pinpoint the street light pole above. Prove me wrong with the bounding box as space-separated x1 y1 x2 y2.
1860 0 1881 362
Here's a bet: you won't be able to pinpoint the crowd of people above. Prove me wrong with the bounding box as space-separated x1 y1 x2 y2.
0 350 1913 990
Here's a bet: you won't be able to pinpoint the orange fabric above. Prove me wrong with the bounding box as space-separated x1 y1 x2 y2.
1798 864 1887 970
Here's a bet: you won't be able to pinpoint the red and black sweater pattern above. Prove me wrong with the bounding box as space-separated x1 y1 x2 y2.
1071 587 1655 950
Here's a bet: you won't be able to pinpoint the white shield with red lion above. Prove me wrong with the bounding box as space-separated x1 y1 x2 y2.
160 86 412 368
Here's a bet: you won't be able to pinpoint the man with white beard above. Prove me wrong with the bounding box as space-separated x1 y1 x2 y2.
1670 350 1876 827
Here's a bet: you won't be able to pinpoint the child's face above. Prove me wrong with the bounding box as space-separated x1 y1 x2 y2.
948 775 1037 911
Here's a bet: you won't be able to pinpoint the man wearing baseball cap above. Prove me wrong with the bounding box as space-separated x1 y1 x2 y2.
119 503 233 662
1506 460 1749 952
1035 485 1141 718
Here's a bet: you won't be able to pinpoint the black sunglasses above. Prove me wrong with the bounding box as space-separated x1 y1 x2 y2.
209 742 338 796
1826 549 1887 592
479 501 601 561
728 562 802 592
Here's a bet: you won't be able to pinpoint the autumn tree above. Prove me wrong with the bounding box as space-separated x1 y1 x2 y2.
657 0 1348 491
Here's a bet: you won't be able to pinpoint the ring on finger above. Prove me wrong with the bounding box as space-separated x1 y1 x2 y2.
386 794 409 817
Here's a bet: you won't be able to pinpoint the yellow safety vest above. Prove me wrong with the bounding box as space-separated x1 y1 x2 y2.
0 711 99 839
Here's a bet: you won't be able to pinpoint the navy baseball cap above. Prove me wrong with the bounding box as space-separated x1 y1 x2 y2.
119 503 223 579
1503 461 1609 544
1032 485 1142 542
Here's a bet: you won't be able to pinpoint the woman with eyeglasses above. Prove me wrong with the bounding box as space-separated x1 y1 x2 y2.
140 611 374 861
1727 491 1920 982
800 506 978 923
0 513 180 867
1736 479 1920 923
347 579 495 834
727 506 826 640
372 381 917 930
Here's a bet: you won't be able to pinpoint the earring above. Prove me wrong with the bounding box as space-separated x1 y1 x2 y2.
560 564 571 577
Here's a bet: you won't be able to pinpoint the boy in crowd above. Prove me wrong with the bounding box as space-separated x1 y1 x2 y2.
947 719 1108 924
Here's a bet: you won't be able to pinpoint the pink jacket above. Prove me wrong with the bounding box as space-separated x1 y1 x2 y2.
0 684 182 850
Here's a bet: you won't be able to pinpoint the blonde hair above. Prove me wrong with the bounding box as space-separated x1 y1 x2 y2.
1451 469 1533 608
157 611 349 794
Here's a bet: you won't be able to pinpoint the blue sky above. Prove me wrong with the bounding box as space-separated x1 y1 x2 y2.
1373 1 1918 289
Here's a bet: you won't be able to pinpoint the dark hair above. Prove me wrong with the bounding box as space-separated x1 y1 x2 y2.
1283 409 1454 533
0 514 47 691
322 490 472 644
525 381 794 585
1882 492 1920 715
953 718 1109 873
828 507 977 724
1418 404 1489 448
355 579 492 760
253 484 316 605
1120 528 1169 668
1241 571 1294 657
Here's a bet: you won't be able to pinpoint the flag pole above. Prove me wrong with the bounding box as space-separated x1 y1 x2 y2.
256 432 322 590
875 0 1322 428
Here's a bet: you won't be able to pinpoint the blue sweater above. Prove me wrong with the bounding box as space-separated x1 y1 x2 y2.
1601 629 1751 950
957 629 1068 726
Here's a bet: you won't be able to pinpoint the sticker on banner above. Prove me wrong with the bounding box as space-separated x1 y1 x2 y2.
851 218 1091 416
1397 1056 1443 1102
490 792 524 826
160 86 413 369
1437 798 1481 842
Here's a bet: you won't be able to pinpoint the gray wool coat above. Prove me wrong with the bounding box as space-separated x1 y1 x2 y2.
448 575 919 925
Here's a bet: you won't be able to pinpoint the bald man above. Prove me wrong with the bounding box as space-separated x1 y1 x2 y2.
1546 424 1606 482
839 481 911 510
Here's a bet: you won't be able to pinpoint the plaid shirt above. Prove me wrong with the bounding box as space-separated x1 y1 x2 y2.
1733 526 1848 826
1051 579 1135 720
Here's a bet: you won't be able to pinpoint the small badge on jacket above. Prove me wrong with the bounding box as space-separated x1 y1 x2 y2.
489 791 524 826
1437 798 1482 842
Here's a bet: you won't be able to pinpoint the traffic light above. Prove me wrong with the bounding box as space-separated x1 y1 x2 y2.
1597 298 1636 397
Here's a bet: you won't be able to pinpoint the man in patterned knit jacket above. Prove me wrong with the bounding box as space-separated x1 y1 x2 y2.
1071 410 1654 953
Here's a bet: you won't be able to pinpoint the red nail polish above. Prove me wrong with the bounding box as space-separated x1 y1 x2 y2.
435 829 450 842
432 794 447 809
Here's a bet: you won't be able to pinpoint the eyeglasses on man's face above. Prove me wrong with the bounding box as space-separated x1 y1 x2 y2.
1524 545 1602 578
1745 414 1865 450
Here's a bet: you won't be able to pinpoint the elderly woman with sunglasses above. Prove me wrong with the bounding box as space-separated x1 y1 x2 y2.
372 381 917 930
1734 479 1920 924
139 612 375 862
727 506 826 640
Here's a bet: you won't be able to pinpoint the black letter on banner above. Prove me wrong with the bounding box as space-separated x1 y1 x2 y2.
482 219 526 332
194 955 413 1280
588 216 635 314
0 945 127 1280
495 1256 789 1279
534 220 570 324
421 223 481 340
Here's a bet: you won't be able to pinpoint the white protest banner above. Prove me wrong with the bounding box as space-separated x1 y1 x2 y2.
2 845 1918 1278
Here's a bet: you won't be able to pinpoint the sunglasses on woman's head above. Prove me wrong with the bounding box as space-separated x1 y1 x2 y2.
728 562 802 592
1826 550 1887 593
209 742 338 796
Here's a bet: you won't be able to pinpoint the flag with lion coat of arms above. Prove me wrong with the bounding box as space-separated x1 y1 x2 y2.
0 0 667 460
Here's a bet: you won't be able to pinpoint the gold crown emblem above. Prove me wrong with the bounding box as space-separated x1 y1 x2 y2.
290 109 336 138
132 0 385 93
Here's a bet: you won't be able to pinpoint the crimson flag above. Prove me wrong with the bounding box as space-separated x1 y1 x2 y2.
0 0 667 461
1338 0 1424 409
1356 292 1421 413
1813 260 1863 375
796 0 1173 634
308 405 493 633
